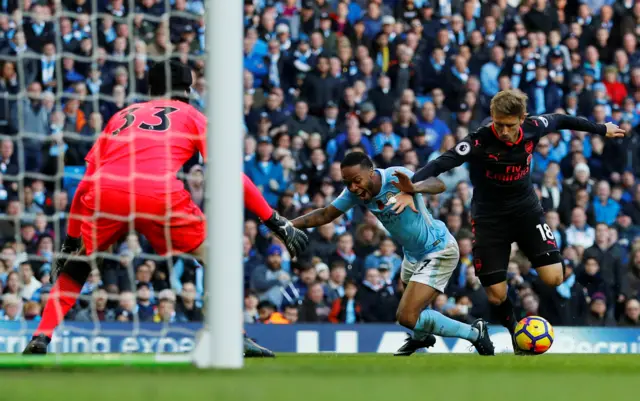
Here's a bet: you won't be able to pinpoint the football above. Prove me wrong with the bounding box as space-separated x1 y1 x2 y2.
514 316 554 354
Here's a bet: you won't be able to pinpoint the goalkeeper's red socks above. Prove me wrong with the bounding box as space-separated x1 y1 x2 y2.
34 273 83 338
243 173 273 221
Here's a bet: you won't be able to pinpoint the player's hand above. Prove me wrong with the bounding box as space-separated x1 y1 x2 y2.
390 171 416 193
51 236 82 283
264 212 309 258
604 122 626 138
387 193 418 214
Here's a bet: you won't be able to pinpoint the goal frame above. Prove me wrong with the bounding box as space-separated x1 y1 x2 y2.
193 0 244 369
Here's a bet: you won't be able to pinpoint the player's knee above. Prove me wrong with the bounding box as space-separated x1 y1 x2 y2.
396 307 420 329
540 266 564 287
486 289 507 305
532 252 564 287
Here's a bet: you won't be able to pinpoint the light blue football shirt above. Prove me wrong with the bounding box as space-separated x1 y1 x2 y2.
331 167 451 263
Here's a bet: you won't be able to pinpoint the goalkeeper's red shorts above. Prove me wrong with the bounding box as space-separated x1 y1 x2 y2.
79 188 205 256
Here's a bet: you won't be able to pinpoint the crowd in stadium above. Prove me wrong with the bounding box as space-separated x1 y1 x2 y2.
0 0 638 328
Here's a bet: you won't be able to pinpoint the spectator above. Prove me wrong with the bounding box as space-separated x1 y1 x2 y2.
18 261 40 300
593 181 620 225
583 223 626 306
357 267 397 322
153 296 183 323
282 304 299 323
577 257 609 301
586 292 616 327
74 288 115 322
282 262 317 307
298 281 330 322
23 301 41 321
328 278 361 323
287 100 322 136
136 282 155 322
114 291 138 322
618 298 640 327
461 267 490 321
244 136 286 207
372 117 401 155
257 300 289 324
1 293 21 321
307 222 336 263
250 244 290 308
176 282 203 322
387 45 420 96
4 270 22 299
244 291 259 323
417 101 450 150
300 55 341 116
364 237 402 279
368 75 394 118
480 46 505 98
566 207 596 249
9 81 48 171
329 232 363 280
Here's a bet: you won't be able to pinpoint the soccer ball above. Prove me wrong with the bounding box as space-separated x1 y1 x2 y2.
514 316 554 354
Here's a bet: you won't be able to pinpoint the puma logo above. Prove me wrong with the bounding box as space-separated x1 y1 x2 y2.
488 154 499 161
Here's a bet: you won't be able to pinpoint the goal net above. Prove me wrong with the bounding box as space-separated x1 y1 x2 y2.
0 0 243 367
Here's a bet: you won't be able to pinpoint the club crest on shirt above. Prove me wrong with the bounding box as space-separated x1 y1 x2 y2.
525 141 534 154
376 193 394 211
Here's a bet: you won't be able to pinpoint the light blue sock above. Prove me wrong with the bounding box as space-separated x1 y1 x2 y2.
413 309 479 342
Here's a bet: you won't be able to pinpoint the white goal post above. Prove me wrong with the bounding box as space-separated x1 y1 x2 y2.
193 0 244 369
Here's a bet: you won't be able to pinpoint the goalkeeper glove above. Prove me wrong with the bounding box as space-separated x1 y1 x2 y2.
51 236 81 284
263 211 309 258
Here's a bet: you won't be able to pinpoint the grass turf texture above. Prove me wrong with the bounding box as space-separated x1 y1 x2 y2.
0 354 638 401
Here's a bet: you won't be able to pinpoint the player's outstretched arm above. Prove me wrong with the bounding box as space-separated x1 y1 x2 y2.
411 139 471 183
536 114 626 138
243 173 275 222
243 173 309 257
390 171 446 194
291 205 343 229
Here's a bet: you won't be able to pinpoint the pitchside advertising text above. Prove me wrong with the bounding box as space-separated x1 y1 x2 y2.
0 323 639 354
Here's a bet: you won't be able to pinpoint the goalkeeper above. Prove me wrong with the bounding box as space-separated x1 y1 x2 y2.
23 61 308 357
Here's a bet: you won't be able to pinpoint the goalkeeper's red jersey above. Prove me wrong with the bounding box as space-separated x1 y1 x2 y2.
85 99 207 194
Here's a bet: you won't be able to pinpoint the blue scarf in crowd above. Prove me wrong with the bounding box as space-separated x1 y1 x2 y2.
103 27 116 44
345 299 356 323
535 80 548 115
583 61 602 81
450 30 465 46
556 274 575 299
451 66 469 83
31 22 45 36
430 57 444 72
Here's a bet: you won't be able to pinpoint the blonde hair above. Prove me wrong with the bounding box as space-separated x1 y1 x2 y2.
490 90 529 117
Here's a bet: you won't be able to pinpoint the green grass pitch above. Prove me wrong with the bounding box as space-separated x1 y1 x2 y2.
0 354 639 401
